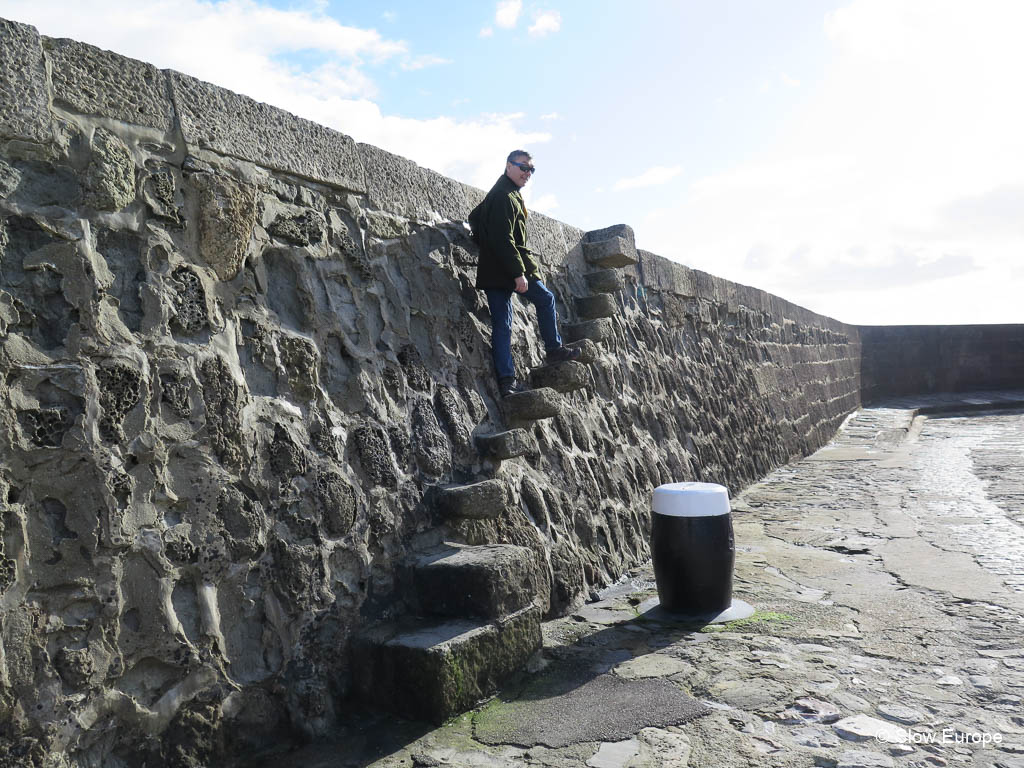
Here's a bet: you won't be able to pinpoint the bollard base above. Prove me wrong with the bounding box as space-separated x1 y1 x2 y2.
637 597 756 625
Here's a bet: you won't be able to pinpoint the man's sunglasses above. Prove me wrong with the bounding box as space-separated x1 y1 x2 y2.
509 160 536 173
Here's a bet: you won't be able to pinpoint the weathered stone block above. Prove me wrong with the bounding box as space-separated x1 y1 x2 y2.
352 605 541 724
437 479 507 519
359 142 430 220
585 269 624 295
189 171 257 281
530 361 591 393
564 318 614 344
409 543 537 619
583 236 638 268
423 167 476 222
169 71 366 192
84 128 136 211
575 294 617 320
503 387 561 422
527 212 568 268
43 37 175 131
0 19 52 143
475 429 537 460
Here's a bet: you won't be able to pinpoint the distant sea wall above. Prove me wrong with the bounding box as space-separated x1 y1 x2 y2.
860 325 1024 403
5 15 1006 766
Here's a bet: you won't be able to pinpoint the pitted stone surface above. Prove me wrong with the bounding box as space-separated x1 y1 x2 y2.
170 70 366 192
0 19 51 142
43 36 174 130
584 236 638 268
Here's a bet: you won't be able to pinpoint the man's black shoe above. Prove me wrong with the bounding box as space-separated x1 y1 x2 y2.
499 377 529 397
546 345 581 364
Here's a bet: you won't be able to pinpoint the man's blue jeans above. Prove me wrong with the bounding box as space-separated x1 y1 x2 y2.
485 278 562 381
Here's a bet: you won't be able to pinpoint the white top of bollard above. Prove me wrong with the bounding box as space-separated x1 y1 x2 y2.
652 482 730 517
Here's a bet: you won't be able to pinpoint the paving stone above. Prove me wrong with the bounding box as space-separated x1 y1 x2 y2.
875 703 923 725
834 749 895 768
436 479 508 519
833 715 907 744
586 739 639 768
475 429 537 460
0 19 52 143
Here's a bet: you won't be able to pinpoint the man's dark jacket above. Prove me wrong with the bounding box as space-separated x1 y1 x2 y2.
473 174 541 290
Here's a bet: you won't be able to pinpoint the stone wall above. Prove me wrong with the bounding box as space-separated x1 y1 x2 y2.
0 17 863 766
859 324 1024 403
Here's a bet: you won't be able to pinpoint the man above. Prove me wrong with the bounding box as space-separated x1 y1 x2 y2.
472 150 580 397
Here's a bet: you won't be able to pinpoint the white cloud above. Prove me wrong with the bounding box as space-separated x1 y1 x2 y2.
528 10 561 37
381 11 397 22
479 26 494 38
1 0 550 194
526 192 559 214
539 112 560 121
613 165 684 191
640 0 1024 324
495 0 522 29
401 54 450 71
780 72 800 87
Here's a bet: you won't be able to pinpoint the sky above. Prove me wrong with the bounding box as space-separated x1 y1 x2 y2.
1 0 1022 326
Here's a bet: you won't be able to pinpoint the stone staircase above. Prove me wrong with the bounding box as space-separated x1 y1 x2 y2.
352 225 639 723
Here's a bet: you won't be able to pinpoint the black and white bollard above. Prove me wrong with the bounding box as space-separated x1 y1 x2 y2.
650 482 754 622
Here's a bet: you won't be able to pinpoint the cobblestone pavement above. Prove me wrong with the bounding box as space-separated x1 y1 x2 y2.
258 393 1024 768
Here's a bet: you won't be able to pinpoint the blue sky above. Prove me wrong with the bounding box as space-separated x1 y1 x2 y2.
2 0 1022 325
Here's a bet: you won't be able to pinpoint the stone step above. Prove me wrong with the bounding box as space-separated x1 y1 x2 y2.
503 386 561 422
408 543 538 619
565 339 599 364
435 479 508 520
352 605 542 724
585 269 624 295
583 236 638 268
575 293 618 320
530 361 590 393
563 317 614 344
475 429 537 460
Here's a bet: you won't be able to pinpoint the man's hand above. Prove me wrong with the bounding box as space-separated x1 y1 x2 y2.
514 275 528 293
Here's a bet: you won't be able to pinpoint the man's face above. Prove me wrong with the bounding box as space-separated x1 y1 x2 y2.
505 156 535 188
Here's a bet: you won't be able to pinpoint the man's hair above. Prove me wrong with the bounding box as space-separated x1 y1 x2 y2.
507 150 532 163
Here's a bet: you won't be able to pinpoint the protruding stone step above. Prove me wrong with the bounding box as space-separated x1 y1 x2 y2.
575 294 617 320
583 236 638 268
352 605 542 723
564 317 614 344
566 339 599 364
503 387 561 422
409 543 538 619
436 479 508 520
530 361 590 393
585 269 624 295
475 429 537 460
